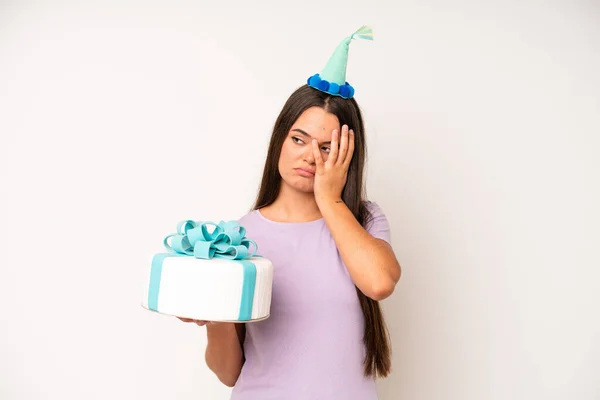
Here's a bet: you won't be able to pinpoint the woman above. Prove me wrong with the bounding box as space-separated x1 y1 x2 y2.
180 83 402 399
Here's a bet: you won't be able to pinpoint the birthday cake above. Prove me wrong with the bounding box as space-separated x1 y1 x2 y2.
141 220 273 322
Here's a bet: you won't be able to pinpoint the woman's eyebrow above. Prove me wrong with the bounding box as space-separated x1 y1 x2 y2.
291 128 332 145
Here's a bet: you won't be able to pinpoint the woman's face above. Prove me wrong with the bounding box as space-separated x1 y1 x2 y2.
278 106 340 194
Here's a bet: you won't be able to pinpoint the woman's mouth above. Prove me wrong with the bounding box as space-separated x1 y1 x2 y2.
295 168 315 178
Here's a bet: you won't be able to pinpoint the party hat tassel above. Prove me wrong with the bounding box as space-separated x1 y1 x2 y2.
351 25 374 41
307 25 374 99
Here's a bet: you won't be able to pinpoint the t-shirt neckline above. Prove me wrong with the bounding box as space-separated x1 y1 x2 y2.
255 209 325 225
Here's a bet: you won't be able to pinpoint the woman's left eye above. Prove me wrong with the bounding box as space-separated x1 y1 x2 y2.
322 146 331 153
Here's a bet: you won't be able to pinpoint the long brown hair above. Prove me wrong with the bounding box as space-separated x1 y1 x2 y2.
252 84 392 378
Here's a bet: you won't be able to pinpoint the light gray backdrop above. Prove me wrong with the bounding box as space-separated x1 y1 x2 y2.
1 1 598 399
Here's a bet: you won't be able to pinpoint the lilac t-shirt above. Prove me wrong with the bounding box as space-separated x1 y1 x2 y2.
230 202 392 400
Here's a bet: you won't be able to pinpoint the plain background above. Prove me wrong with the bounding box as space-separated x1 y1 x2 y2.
1 1 599 399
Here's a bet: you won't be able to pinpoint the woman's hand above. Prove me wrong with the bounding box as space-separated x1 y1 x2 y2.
311 124 354 205
177 317 222 327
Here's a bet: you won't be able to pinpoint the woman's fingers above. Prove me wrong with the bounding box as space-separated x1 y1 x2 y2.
312 139 325 171
343 129 355 167
337 125 349 165
328 129 339 166
178 317 210 326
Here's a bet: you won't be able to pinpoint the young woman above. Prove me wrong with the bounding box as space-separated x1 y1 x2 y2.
179 83 402 399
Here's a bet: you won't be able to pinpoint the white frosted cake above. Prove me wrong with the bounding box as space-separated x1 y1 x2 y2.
141 220 273 322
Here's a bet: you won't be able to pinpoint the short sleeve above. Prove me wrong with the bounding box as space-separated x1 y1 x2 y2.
364 201 392 245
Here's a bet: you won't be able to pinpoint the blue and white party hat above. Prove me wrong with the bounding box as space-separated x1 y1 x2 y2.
307 25 373 99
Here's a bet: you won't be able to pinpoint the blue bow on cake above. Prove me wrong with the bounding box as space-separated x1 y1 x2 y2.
163 220 258 260
147 220 260 321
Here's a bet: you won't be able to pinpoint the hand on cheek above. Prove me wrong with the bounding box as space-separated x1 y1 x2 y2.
311 124 354 205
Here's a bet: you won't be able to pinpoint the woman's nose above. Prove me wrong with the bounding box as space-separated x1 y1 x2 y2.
304 146 315 164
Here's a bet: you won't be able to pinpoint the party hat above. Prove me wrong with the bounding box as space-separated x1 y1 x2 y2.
307 25 373 99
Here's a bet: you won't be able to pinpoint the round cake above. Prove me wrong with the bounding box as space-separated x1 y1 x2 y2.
141 220 273 322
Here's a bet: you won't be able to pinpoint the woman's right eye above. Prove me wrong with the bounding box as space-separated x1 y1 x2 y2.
292 136 304 144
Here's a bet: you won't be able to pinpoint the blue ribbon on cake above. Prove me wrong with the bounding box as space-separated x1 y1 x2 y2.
148 220 259 321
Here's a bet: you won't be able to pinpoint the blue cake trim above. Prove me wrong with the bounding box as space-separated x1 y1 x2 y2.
307 74 355 99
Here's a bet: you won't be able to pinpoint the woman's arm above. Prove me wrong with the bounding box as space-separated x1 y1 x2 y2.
311 125 401 301
319 200 401 301
204 323 246 387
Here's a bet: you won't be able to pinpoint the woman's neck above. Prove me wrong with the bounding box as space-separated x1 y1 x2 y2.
260 183 322 223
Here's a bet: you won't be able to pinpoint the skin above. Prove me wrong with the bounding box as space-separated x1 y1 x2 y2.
184 106 401 314
178 106 401 386
261 106 401 300
180 107 401 326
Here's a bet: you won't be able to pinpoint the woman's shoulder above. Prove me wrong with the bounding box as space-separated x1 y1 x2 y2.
236 209 260 226
363 200 387 218
363 200 392 243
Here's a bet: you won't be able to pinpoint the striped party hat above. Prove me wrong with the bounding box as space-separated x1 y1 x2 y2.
307 25 373 99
